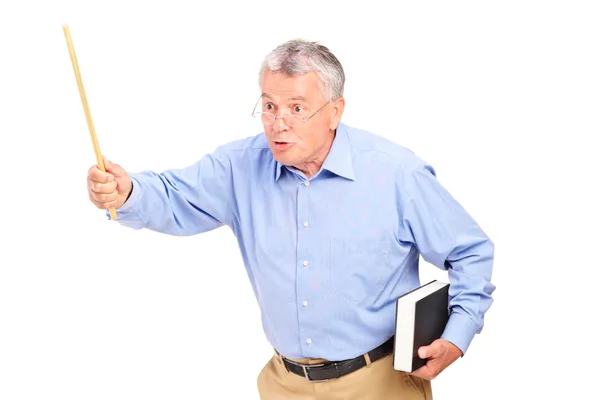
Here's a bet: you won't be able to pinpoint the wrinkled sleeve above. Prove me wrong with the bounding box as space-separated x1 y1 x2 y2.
108 149 235 236
397 163 496 355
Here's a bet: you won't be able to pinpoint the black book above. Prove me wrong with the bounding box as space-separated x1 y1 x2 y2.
393 280 450 372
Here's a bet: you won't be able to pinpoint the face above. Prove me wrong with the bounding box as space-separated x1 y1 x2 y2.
259 69 344 176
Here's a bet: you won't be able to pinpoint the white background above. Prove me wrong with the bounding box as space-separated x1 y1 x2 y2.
1 1 599 399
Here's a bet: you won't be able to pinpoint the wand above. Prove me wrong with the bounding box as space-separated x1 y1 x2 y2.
62 24 117 220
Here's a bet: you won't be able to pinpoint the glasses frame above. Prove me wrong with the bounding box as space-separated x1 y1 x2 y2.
251 95 331 127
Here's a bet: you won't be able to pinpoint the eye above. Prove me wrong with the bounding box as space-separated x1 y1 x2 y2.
293 105 304 113
264 103 274 111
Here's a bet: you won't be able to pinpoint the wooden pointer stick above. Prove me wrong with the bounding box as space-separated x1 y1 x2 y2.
62 24 117 220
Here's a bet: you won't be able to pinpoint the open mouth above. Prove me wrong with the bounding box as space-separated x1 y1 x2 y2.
273 140 295 150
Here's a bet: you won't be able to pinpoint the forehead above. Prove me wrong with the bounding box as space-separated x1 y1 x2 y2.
261 70 324 102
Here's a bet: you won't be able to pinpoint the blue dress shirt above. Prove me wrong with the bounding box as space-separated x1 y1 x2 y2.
111 122 495 361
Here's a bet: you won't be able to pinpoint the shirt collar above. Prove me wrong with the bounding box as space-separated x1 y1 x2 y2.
275 123 355 182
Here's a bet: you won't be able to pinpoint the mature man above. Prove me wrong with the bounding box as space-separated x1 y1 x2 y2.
87 39 495 399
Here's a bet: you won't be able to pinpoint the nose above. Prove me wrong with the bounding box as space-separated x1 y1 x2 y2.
272 115 289 133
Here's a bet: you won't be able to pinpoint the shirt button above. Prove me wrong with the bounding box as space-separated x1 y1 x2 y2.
302 301 308 307
304 181 310 187
306 338 312 344
303 260 309 267
303 221 309 227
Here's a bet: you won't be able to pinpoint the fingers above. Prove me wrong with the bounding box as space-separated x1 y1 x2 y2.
88 163 115 184
88 191 120 210
88 156 127 183
87 173 117 200
88 189 117 204
88 183 118 202
88 178 118 202
87 157 131 210
87 164 118 209
410 346 435 380
87 175 117 193
410 363 437 380
411 339 461 381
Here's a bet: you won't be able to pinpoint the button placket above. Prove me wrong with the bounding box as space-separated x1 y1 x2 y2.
296 177 318 352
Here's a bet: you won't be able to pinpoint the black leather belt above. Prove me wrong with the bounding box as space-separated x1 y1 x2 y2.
275 336 394 382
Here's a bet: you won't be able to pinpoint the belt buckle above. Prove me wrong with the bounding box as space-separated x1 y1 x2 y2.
302 362 338 382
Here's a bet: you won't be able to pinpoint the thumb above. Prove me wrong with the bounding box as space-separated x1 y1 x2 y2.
102 156 125 177
418 346 430 359
419 340 444 359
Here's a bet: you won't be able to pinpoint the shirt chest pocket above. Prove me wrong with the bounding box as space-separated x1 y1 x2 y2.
329 237 392 302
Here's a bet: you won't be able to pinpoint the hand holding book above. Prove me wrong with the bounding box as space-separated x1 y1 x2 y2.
410 338 463 380
393 279 462 378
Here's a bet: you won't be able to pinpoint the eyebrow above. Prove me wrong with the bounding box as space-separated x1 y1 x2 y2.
261 93 308 103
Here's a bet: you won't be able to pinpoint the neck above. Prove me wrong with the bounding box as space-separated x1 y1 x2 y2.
293 129 336 178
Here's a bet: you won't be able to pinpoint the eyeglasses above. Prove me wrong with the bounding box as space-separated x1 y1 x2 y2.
251 95 331 127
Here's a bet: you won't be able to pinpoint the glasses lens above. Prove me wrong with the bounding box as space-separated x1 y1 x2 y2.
283 115 304 127
253 112 275 125
253 113 304 126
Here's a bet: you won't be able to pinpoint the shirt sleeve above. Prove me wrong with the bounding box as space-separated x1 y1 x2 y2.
107 148 235 236
397 162 496 355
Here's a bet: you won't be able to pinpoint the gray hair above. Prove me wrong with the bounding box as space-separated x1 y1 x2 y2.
258 39 345 102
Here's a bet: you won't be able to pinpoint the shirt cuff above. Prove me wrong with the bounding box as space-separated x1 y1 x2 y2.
441 312 481 356
121 178 141 210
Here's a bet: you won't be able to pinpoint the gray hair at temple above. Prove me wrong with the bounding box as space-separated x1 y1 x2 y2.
258 39 345 102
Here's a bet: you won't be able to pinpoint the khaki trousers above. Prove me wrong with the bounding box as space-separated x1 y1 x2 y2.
257 351 433 400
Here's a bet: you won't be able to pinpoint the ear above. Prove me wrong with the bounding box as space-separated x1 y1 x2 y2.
329 97 345 130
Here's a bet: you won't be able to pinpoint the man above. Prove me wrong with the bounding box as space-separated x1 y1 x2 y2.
87 39 495 399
